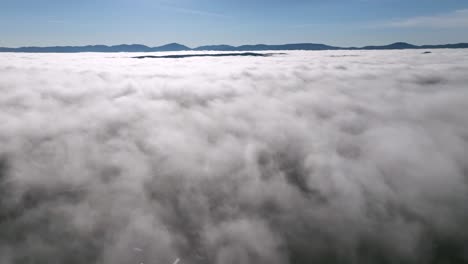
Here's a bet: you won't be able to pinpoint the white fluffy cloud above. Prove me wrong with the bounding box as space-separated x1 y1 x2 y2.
0 50 468 264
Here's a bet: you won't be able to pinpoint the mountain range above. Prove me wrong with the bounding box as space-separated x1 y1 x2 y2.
1 42 468 53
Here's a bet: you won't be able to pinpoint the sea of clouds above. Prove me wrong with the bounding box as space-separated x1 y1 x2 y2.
0 50 468 264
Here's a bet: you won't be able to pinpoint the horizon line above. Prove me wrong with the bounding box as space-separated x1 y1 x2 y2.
2 41 468 50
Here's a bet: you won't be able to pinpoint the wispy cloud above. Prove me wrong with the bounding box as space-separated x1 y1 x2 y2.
46 19 93 27
385 9 468 28
171 7 229 18
160 4 230 19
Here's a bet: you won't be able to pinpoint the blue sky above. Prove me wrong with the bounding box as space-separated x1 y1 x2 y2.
1 0 468 47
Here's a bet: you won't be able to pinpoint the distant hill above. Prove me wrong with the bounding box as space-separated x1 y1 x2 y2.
1 42 467 53
237 43 340 51
151 43 190 52
176 43 340 51
419 43 468 49
0 43 190 53
360 42 419 50
193 45 237 51
0 44 153 53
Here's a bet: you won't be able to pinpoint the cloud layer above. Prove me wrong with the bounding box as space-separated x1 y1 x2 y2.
1 50 468 264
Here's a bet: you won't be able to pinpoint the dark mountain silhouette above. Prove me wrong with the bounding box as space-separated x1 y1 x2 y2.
419 43 468 49
151 43 190 52
0 43 189 53
108 44 152 52
134 52 281 59
360 42 419 50
239 43 340 51
194 43 339 51
193 45 237 51
1 42 468 53
0 44 152 53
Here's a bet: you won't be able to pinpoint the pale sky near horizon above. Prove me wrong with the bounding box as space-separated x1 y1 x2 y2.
1 0 468 47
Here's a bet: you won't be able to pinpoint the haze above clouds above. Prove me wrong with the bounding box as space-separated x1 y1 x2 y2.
387 9 468 28
0 50 468 263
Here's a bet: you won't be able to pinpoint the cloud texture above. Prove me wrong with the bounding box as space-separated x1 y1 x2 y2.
0 50 468 264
